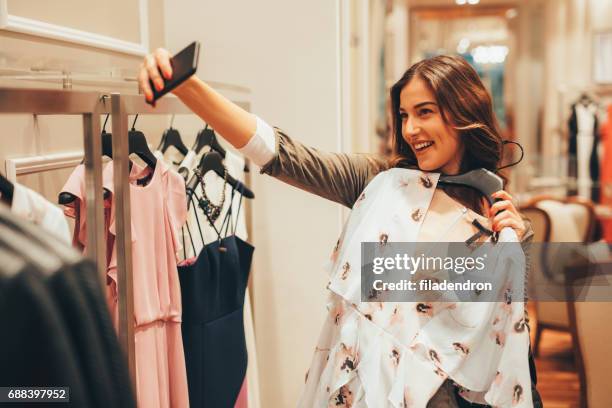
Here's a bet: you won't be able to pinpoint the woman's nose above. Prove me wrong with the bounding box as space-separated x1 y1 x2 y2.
404 117 420 136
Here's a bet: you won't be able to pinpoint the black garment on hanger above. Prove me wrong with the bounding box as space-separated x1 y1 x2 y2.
0 172 14 205
0 265 93 408
568 102 600 201
179 190 253 407
0 205 135 408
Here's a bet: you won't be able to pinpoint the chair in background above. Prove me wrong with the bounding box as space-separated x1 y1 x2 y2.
521 195 596 357
565 260 612 408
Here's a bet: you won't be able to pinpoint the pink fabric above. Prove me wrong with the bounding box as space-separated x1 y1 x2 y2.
234 379 248 408
60 163 114 264
63 161 190 408
104 161 189 408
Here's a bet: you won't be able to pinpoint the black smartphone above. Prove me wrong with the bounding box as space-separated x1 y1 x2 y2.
148 41 200 104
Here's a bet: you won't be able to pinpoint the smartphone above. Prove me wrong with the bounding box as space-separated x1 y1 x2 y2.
148 41 200 104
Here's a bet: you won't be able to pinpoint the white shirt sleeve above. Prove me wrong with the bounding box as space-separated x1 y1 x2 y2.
237 116 276 167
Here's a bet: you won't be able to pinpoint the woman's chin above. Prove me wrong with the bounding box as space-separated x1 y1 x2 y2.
416 160 439 172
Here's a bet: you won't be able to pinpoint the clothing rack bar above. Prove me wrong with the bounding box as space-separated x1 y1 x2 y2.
0 87 108 289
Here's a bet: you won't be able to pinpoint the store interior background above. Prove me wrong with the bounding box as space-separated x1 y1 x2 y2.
1 0 611 407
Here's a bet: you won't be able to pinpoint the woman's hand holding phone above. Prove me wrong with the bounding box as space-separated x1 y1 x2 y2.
138 43 199 105
139 48 173 104
136 44 257 148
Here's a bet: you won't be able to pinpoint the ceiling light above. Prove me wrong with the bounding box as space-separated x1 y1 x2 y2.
455 0 467 5
457 38 471 54
467 0 480 4
471 45 509 64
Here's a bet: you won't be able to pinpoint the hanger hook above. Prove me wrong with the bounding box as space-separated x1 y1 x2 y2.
131 114 139 131
170 114 176 128
102 113 110 133
497 140 524 171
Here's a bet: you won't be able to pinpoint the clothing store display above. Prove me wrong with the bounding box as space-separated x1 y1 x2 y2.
180 150 249 260
61 160 190 408
178 209 254 407
601 104 612 242
0 204 135 408
106 161 190 408
176 145 256 407
568 101 600 201
11 182 71 244
251 125 539 407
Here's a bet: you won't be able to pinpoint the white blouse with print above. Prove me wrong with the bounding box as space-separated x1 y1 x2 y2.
295 169 533 408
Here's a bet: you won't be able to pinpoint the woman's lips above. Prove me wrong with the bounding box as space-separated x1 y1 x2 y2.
414 141 434 154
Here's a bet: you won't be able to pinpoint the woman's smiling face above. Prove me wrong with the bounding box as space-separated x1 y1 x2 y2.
399 77 464 175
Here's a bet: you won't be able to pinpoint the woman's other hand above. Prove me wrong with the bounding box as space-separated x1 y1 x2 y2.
489 190 526 240
138 48 174 104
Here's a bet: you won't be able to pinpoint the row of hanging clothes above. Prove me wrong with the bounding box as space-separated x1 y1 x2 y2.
566 92 612 242
55 114 258 408
0 172 135 407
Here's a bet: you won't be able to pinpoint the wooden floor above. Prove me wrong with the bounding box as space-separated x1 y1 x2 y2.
529 304 581 408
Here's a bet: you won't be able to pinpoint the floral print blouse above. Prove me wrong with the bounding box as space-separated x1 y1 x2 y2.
295 169 532 408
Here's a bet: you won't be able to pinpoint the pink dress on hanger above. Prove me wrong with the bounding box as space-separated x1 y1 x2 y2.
105 161 190 408
61 162 115 265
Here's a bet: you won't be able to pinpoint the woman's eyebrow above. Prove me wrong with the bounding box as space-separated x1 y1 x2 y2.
414 101 437 109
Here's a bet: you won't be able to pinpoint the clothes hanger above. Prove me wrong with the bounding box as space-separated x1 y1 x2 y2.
128 114 157 169
437 142 525 243
437 168 503 207
0 172 14 206
185 150 254 199
438 169 503 244
193 124 224 155
578 92 592 106
193 125 250 172
59 114 112 205
157 115 188 156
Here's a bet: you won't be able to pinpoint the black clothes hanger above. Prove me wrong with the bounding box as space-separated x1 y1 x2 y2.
128 114 157 169
157 115 188 156
193 125 249 173
185 151 254 199
437 141 524 207
193 125 224 156
0 172 14 205
438 169 503 244
60 115 113 205
578 92 592 106
438 168 503 207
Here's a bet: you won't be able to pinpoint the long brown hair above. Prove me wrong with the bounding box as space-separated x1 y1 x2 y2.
389 54 508 216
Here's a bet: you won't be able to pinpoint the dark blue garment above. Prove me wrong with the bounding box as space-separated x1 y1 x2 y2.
179 234 254 408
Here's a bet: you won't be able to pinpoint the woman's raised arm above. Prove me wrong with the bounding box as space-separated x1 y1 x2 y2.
138 48 388 208
138 48 255 149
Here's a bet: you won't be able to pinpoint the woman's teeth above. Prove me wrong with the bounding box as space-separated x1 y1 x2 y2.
415 141 434 151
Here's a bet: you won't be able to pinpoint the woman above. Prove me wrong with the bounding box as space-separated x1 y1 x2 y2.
139 52 540 407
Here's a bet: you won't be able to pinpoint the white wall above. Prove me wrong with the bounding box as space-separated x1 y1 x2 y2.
0 0 166 208
164 2 343 406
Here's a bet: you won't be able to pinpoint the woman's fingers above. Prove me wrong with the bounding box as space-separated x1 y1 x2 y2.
491 190 517 206
493 217 525 240
145 54 165 93
490 208 526 239
138 62 154 102
489 199 517 217
154 48 173 80
138 48 172 103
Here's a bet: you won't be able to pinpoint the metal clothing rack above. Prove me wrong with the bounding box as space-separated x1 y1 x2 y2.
0 86 240 392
